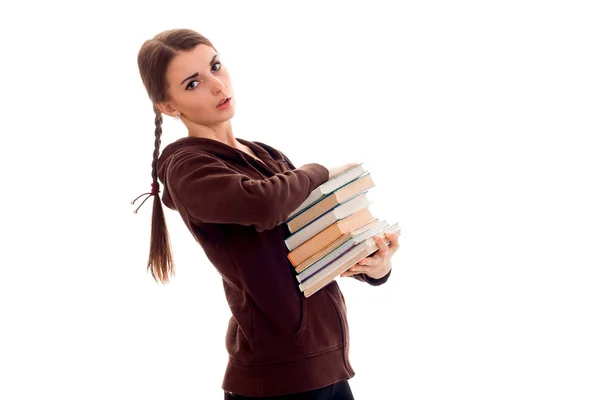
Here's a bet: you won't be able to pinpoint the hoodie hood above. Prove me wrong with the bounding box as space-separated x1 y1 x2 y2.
156 136 290 210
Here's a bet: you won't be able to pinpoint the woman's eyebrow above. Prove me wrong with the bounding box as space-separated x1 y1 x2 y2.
180 54 220 86
181 72 199 86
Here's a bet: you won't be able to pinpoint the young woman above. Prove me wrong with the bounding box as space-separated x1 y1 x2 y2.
133 28 400 399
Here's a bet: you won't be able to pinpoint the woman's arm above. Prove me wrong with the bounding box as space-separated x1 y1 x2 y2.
167 151 329 231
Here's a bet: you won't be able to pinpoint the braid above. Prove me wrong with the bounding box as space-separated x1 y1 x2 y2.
145 105 174 284
151 104 163 184
136 28 217 284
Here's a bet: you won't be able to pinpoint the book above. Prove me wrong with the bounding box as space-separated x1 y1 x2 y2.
286 163 367 220
300 223 402 297
296 219 391 283
294 218 380 273
287 207 374 267
286 173 375 234
284 192 372 251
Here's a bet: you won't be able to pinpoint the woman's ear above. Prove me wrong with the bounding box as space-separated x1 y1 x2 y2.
156 102 178 118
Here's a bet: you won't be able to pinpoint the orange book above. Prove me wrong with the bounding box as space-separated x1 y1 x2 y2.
300 223 401 297
302 236 392 298
287 208 373 267
294 218 379 273
295 233 352 273
286 174 375 234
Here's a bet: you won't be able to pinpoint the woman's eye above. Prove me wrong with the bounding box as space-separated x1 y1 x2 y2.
186 81 199 90
186 63 221 90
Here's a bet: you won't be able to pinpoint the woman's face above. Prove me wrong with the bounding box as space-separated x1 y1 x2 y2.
160 44 235 126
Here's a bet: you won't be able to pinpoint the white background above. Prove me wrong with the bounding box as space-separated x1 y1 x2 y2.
1 0 599 399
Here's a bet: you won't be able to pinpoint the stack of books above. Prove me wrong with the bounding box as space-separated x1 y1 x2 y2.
282 163 401 297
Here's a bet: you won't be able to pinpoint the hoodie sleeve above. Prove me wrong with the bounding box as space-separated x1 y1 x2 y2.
350 269 392 286
167 151 329 231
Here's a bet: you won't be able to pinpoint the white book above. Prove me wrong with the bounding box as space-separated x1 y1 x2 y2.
296 220 391 283
299 222 401 293
286 163 367 221
284 192 372 251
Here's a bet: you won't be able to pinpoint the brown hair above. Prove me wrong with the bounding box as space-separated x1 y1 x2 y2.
134 29 217 284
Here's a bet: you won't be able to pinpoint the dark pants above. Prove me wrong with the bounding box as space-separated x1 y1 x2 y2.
224 380 355 400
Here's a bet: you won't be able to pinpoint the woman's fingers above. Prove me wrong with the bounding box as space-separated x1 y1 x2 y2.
340 270 363 277
385 232 400 253
358 257 378 267
373 235 389 255
341 259 372 276
341 232 400 278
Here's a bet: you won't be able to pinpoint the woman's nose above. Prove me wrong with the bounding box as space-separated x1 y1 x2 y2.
212 78 225 95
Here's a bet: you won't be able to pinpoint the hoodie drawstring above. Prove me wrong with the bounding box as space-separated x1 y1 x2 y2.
131 182 160 214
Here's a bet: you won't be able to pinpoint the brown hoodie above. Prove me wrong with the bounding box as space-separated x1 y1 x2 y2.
156 136 391 397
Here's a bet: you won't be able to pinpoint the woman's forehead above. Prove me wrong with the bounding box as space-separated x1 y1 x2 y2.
169 44 217 75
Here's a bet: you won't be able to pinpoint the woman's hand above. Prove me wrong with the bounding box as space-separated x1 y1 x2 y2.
340 232 400 280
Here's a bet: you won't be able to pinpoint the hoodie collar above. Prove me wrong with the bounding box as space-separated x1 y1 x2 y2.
158 136 286 168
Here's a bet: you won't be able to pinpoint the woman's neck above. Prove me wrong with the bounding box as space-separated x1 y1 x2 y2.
186 119 237 147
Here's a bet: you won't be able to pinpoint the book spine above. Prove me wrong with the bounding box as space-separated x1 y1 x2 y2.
294 233 352 273
301 228 399 296
303 240 390 298
296 241 355 283
285 211 337 251
287 195 336 234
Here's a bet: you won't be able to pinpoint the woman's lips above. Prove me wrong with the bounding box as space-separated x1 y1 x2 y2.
217 97 231 109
